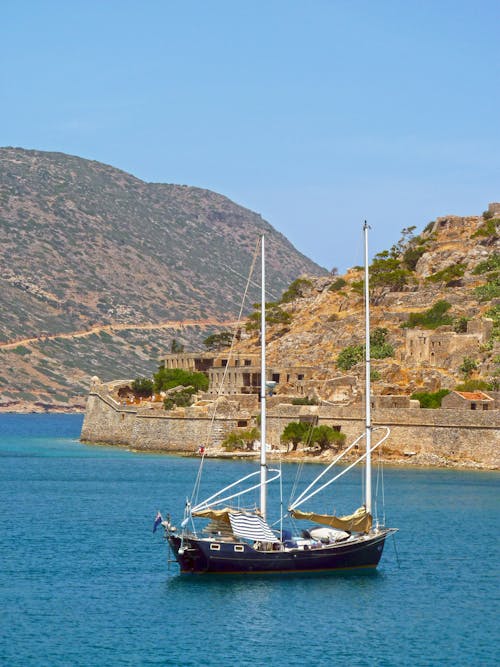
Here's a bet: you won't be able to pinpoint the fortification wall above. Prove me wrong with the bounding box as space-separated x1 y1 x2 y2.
81 391 245 452
81 390 500 468
266 404 499 468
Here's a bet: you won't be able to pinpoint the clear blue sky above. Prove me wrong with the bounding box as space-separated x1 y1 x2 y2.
2 1 499 271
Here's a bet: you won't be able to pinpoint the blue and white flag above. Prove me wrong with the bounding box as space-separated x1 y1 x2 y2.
153 511 163 533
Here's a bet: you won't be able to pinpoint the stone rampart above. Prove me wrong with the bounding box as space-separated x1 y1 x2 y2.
81 388 500 468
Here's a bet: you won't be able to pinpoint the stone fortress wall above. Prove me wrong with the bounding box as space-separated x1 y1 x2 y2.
81 381 500 469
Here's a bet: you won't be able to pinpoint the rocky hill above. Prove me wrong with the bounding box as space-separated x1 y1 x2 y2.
0 148 326 410
0 147 498 411
236 205 500 400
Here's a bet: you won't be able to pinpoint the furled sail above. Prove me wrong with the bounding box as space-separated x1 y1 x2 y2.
290 506 372 533
192 508 232 523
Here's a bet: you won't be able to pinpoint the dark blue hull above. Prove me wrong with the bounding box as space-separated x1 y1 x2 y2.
167 531 391 575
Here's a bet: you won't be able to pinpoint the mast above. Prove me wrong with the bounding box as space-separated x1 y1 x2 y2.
260 235 267 520
363 221 372 515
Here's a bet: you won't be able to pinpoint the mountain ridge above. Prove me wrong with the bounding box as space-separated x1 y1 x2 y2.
0 147 498 411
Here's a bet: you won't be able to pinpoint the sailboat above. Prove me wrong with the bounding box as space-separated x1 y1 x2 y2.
160 226 397 574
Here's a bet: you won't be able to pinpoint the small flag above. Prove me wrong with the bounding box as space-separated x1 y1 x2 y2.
153 511 163 533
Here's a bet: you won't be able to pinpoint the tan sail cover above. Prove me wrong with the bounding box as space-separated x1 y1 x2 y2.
192 508 232 523
290 506 372 533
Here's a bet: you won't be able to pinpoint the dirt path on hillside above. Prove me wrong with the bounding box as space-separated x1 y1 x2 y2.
0 319 238 350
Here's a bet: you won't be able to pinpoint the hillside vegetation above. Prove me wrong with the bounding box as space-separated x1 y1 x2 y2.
0 148 325 410
236 209 500 399
0 147 498 410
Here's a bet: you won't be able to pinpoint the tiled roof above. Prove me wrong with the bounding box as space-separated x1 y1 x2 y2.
455 391 492 401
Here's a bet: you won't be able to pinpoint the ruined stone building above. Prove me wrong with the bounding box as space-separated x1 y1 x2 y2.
400 319 493 369
160 352 315 397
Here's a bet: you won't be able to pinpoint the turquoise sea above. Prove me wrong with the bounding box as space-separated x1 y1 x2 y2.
0 414 498 666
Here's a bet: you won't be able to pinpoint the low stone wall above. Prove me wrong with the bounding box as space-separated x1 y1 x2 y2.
81 389 500 469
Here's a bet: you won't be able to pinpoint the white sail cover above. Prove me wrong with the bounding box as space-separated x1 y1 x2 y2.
228 512 279 543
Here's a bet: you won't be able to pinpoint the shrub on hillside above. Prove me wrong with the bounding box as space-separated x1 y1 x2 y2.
426 264 465 284
455 379 492 392
154 367 208 393
472 253 500 275
280 278 313 303
471 218 499 239
401 301 453 329
291 396 319 405
474 278 500 301
337 328 394 370
245 302 292 332
328 277 347 291
163 388 196 410
410 389 450 408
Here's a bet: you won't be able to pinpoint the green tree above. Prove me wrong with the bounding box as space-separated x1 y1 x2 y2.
310 425 346 453
222 427 260 452
402 244 426 271
131 376 153 398
471 218 499 239
203 331 233 350
153 367 208 393
459 357 478 378
452 317 469 334
369 251 410 291
245 302 292 332
426 264 466 284
163 388 196 410
170 339 184 353
472 253 500 275
280 278 313 303
337 344 364 371
281 421 312 451
337 329 393 371
474 278 500 301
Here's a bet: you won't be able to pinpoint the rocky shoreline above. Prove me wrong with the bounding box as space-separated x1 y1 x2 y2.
0 402 85 414
81 438 498 471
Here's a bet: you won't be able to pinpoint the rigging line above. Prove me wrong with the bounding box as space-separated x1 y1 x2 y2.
288 419 315 506
190 238 261 508
219 262 280 302
380 446 386 525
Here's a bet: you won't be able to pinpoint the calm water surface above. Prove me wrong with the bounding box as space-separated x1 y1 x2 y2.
0 414 498 666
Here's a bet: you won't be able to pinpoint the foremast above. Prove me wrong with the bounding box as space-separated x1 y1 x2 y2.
363 222 372 516
260 235 267 520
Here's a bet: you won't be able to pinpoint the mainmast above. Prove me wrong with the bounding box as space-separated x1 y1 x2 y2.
363 222 372 515
260 235 267 519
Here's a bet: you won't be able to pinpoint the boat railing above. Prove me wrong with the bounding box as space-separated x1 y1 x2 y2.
181 467 282 527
